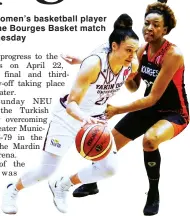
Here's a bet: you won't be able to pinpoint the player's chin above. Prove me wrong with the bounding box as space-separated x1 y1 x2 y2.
144 35 154 43
144 38 154 43
124 60 131 67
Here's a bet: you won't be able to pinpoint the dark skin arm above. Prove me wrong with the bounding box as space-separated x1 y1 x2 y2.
106 46 184 118
124 44 146 92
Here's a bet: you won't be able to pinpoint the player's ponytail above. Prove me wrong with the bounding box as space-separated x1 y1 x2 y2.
109 14 139 50
157 0 167 3
113 14 133 30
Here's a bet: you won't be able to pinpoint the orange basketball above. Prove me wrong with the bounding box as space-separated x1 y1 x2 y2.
75 124 112 161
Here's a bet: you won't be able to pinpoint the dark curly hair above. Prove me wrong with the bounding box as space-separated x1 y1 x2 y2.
145 1 176 34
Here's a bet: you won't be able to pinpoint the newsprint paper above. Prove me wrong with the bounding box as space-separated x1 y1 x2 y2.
0 0 189 216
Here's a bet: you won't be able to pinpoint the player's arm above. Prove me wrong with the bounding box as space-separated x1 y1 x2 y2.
140 47 184 107
124 57 139 92
111 47 183 115
61 43 108 65
124 44 145 92
61 54 83 65
66 56 102 123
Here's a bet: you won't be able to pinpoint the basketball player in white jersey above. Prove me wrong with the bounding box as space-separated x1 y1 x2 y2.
1 14 139 214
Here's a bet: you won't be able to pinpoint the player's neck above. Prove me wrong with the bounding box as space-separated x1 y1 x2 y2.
149 38 166 55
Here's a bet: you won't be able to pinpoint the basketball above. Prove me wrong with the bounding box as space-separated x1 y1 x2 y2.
75 123 112 161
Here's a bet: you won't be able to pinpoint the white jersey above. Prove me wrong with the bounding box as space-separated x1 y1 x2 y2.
46 50 132 156
60 52 132 116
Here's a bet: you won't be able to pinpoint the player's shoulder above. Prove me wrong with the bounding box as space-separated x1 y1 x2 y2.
78 55 102 79
81 54 101 69
162 42 184 68
165 43 184 64
91 42 109 54
168 44 183 57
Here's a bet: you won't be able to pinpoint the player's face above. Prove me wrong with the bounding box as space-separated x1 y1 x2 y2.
113 37 139 67
143 13 167 43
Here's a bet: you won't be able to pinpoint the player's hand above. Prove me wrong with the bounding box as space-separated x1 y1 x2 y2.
82 116 106 126
105 104 119 119
60 54 82 65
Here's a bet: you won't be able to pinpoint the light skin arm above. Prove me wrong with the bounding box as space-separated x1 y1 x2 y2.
60 43 108 65
66 55 105 124
106 46 184 118
60 54 83 65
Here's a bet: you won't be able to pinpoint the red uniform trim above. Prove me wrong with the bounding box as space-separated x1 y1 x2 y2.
172 66 189 120
171 122 188 137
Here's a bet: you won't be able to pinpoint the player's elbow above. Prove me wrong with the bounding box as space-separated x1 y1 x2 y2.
130 84 139 92
125 80 139 93
148 94 160 106
129 87 139 93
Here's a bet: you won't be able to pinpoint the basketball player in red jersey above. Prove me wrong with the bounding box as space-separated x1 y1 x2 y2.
105 2 189 214
65 1 189 215
1 14 139 214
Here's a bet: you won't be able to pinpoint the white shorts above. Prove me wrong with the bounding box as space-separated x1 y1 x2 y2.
43 102 83 156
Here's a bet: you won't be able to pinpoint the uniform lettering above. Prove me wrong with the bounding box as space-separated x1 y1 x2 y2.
96 84 114 90
141 66 158 77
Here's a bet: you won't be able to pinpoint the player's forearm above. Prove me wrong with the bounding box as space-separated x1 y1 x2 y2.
66 101 86 122
117 95 156 114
